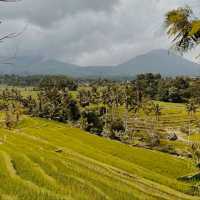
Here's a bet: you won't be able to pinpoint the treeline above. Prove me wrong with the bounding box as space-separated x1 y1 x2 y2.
2 74 200 146
1 74 200 103
133 74 200 103
0 75 78 90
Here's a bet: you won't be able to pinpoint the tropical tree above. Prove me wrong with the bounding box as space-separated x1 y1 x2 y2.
123 84 130 133
81 108 104 135
142 100 161 134
5 104 16 129
13 102 23 122
91 86 101 106
102 85 115 119
78 88 91 107
112 84 124 118
153 103 162 122
186 99 198 144
109 118 125 140
123 83 139 133
165 6 200 53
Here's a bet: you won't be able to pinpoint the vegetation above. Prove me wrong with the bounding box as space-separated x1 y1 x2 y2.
165 6 200 53
2 74 200 198
0 75 78 90
0 116 199 200
1 1 200 199
2 74 200 145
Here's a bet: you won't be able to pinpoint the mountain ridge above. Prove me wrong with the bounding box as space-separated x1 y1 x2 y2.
0 49 200 77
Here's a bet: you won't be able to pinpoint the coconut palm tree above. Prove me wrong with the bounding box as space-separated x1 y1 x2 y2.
165 6 200 53
13 102 23 122
123 84 134 133
153 103 162 122
186 99 198 144
5 104 15 129
143 101 161 133
100 85 113 131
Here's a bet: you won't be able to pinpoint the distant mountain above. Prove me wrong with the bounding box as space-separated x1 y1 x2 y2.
0 49 200 77
115 49 200 76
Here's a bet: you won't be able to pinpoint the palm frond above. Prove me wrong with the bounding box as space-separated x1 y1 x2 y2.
165 6 196 53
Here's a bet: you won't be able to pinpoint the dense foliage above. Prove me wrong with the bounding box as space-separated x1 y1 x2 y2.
0 75 78 90
2 74 200 149
133 74 197 103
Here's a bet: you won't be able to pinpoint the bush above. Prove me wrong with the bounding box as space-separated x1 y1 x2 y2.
68 100 81 121
108 118 125 139
110 118 125 133
146 133 160 147
81 109 104 134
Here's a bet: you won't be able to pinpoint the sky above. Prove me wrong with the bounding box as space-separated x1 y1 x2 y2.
0 0 199 66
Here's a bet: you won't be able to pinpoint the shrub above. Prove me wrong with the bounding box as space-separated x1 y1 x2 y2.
81 109 104 134
110 118 125 133
108 118 125 139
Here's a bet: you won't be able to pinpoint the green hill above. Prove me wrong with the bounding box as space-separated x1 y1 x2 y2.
0 116 199 200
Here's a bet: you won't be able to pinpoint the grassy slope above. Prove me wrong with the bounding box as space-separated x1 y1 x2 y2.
126 101 200 150
128 101 199 132
0 117 199 200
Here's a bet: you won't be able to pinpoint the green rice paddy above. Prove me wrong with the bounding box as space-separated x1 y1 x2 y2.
0 115 199 200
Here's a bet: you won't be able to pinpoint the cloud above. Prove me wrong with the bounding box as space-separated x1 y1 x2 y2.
0 0 119 27
0 0 198 66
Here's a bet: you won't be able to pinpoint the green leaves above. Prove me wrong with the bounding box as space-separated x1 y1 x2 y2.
165 6 200 53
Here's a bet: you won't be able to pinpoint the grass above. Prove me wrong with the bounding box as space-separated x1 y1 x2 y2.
1 86 200 199
0 116 199 199
190 134 200 142
124 101 200 152
130 101 199 130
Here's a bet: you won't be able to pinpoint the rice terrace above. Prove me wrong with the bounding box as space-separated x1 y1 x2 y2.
2 0 200 200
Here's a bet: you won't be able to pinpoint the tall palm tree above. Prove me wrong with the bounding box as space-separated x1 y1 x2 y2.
123 84 133 133
101 85 113 130
13 102 23 122
186 99 198 144
153 103 162 122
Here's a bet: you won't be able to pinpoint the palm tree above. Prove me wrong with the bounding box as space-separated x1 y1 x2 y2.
165 6 200 53
112 85 123 119
123 84 133 133
13 102 23 122
5 104 15 129
143 101 161 133
101 86 113 131
142 99 154 127
153 103 162 122
78 88 91 107
186 99 198 144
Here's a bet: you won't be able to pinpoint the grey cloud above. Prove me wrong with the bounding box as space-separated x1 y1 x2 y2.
0 0 119 27
0 0 199 66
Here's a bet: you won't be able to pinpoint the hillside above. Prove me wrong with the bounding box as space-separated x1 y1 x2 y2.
0 49 200 77
0 116 199 200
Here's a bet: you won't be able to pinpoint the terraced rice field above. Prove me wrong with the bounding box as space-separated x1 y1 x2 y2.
0 116 199 200
127 101 200 138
